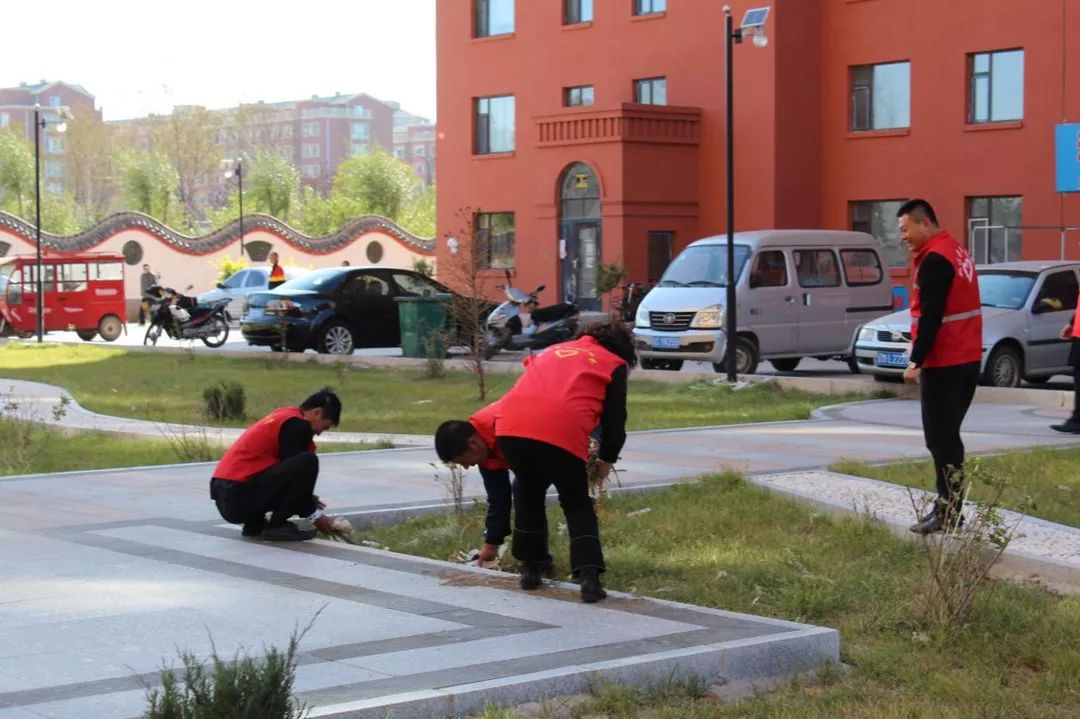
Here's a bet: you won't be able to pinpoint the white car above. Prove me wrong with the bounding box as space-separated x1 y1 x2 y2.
197 266 308 321
853 261 1080 387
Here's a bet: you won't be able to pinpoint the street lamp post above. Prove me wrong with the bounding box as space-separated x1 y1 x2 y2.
226 157 244 257
32 103 69 343
723 5 770 382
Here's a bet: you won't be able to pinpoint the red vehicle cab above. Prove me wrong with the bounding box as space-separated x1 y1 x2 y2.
0 253 126 341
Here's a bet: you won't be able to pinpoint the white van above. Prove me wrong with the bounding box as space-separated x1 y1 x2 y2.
633 230 894 373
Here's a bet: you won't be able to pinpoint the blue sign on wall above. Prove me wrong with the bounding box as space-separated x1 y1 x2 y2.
1055 124 1080 193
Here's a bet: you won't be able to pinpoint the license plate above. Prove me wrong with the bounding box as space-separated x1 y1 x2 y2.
652 335 681 349
876 351 909 368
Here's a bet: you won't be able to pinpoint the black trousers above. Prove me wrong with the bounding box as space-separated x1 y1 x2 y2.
479 467 512 545
497 436 605 576
920 362 980 504
210 452 319 527
1069 339 1080 422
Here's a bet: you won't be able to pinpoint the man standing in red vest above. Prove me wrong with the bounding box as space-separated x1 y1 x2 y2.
1051 307 1080 433
434 400 513 566
211 387 342 541
899 199 983 534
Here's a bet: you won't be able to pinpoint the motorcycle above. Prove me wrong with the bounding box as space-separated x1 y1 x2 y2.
484 271 578 358
142 285 230 348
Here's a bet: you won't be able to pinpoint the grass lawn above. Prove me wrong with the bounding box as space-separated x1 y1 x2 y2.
0 417 390 476
832 447 1080 528
360 474 1080 718
0 343 883 435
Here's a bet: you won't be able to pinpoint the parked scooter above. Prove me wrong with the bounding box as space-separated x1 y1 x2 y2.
142 285 230 348
484 271 578 358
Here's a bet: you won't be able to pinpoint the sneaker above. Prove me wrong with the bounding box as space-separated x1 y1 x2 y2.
262 522 317 542
1051 419 1080 434
579 567 607 604
520 564 543 590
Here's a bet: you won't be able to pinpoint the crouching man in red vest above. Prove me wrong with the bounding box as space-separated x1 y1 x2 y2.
899 199 983 534
211 387 343 541
434 400 513 565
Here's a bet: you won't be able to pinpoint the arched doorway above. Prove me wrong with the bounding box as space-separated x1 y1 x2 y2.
559 163 602 311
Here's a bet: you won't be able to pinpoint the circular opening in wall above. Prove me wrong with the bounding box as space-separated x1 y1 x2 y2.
122 240 144 266
366 240 384 264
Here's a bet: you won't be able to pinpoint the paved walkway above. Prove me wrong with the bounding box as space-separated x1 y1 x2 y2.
2 380 1080 717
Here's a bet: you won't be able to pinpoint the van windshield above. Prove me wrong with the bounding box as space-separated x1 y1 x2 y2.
659 244 751 287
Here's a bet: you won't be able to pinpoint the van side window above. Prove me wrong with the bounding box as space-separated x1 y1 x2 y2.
749 251 788 288
794 250 840 288
95 263 123 281
839 249 883 286
58 263 88 292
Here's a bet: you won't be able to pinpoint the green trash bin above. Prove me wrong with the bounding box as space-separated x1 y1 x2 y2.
396 293 452 358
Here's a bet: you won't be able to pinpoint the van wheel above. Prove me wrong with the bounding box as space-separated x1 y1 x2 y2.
98 315 123 342
713 337 759 375
982 345 1022 388
769 357 801 372
641 358 684 371
76 329 98 342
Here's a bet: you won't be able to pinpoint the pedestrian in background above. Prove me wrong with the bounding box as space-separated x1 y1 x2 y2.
1051 302 1080 433
138 264 159 325
898 199 982 534
268 251 285 289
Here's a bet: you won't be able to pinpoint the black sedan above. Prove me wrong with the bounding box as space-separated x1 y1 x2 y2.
241 266 457 354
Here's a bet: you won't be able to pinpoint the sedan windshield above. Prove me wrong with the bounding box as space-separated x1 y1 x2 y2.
278 268 346 292
659 244 751 287
979 271 1036 310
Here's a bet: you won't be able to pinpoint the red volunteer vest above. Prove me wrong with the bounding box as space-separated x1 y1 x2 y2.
1072 295 1080 337
495 335 627 460
269 263 285 285
469 402 510 471
213 407 315 481
910 231 982 368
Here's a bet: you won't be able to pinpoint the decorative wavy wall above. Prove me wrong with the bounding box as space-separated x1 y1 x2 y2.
0 211 435 256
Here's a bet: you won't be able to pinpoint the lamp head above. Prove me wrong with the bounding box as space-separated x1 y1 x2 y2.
752 31 768 48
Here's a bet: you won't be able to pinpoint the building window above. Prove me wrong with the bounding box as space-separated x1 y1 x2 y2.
45 136 65 153
634 77 667 105
850 200 906 268
565 0 593 23
301 122 320 137
49 96 62 108
969 196 1023 263
394 147 407 159
351 143 370 156
281 125 294 138
44 160 63 179
301 143 320 159
351 122 370 140
413 144 426 157
475 95 515 154
647 231 674 283
301 164 321 179
850 61 910 131
475 0 514 38
564 85 595 107
969 49 1024 124
634 0 665 14
475 212 516 269
353 105 372 117
0 112 8 128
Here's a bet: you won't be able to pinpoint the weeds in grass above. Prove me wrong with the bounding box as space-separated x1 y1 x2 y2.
423 331 447 379
143 625 313 719
431 461 467 517
160 423 218 463
912 461 1018 628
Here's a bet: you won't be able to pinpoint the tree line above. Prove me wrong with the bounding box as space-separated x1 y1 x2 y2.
0 108 434 238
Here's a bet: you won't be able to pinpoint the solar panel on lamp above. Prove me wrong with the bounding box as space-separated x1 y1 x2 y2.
741 7 770 28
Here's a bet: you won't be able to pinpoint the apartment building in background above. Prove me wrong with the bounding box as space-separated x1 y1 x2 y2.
0 81 102 194
436 0 1080 309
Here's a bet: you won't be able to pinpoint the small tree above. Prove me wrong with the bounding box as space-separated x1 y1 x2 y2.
441 207 496 402
596 261 629 316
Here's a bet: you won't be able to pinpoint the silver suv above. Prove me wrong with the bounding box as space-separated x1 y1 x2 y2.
853 261 1080 387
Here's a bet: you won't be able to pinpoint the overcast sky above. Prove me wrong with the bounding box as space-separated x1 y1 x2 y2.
1 0 436 121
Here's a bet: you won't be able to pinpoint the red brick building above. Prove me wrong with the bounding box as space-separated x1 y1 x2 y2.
436 0 1080 309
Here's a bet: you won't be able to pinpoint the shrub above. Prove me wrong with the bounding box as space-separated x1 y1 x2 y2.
202 382 246 421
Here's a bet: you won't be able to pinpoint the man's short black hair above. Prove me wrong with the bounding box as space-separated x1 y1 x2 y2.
434 420 476 463
576 320 638 368
897 199 938 226
301 387 342 425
